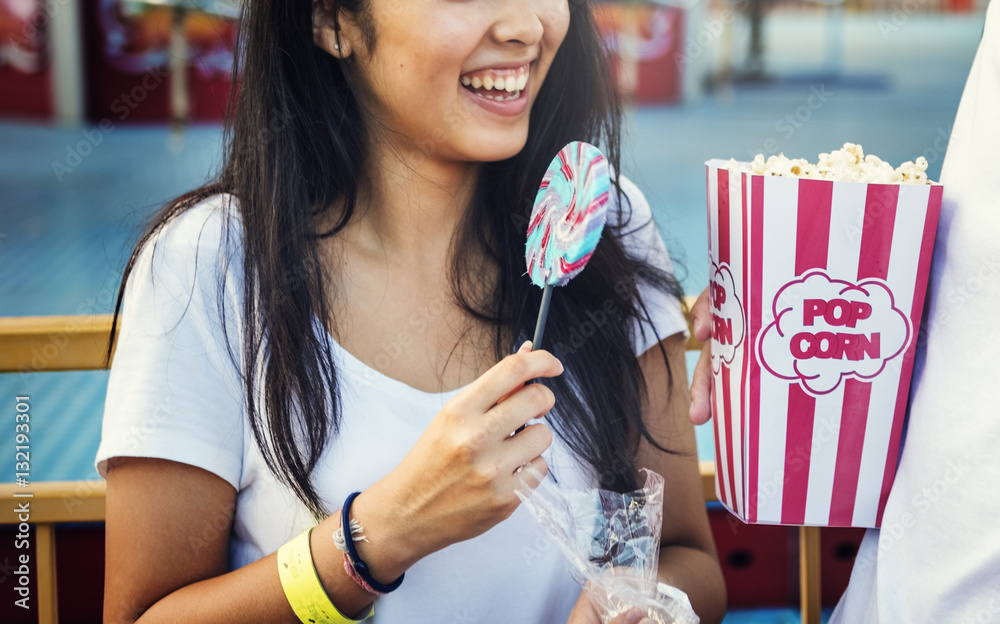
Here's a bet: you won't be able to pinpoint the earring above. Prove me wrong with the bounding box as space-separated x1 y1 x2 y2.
333 39 350 58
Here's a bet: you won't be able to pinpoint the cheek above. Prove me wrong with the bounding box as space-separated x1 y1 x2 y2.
541 1 571 48
388 33 473 93
532 6 571 92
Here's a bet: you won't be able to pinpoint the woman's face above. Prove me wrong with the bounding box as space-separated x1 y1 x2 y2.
332 0 571 167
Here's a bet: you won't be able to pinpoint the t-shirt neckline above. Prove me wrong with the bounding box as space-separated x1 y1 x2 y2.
312 316 472 400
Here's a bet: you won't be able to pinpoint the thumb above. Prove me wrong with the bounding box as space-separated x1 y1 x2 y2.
691 287 712 342
607 607 649 624
689 340 713 425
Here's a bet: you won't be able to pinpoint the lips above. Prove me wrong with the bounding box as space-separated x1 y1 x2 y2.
460 64 529 101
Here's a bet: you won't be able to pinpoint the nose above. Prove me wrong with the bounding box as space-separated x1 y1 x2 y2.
490 0 547 47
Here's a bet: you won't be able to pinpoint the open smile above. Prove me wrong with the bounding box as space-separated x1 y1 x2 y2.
459 64 530 102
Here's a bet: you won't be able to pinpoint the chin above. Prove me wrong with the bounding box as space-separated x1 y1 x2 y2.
469 135 530 164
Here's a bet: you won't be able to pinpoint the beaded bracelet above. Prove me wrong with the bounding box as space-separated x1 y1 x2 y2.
337 491 406 594
277 527 374 623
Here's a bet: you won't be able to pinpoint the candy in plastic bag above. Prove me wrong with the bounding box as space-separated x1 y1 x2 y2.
514 465 699 624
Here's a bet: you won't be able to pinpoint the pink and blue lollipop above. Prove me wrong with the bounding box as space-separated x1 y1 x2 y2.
525 142 611 348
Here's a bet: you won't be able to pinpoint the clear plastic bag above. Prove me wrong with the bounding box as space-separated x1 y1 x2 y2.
514 466 699 624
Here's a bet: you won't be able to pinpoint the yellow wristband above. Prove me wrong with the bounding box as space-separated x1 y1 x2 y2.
277 528 375 623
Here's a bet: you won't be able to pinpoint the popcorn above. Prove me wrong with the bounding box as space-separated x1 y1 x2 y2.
705 152 944 529
727 143 934 184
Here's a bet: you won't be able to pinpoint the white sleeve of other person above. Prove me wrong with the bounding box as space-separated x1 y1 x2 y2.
832 5 1000 622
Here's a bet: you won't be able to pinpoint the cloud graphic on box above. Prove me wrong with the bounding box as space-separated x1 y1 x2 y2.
757 270 911 395
710 262 746 373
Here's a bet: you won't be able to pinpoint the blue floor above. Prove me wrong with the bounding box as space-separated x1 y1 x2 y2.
0 9 986 621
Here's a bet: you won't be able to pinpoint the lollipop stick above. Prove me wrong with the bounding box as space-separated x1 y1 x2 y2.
531 285 553 351
512 285 554 437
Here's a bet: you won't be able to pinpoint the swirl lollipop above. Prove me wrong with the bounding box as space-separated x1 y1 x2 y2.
525 141 611 349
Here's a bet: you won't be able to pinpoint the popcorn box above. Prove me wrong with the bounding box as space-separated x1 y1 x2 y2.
705 159 943 528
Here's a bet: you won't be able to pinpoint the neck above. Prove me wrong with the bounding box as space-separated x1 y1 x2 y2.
345 140 480 267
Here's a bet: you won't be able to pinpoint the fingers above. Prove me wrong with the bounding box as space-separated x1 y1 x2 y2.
607 607 648 624
512 455 549 490
688 286 714 425
566 590 600 624
485 381 555 439
689 339 713 425
568 592 648 624
463 348 563 415
499 423 552 473
496 341 533 406
691 287 712 342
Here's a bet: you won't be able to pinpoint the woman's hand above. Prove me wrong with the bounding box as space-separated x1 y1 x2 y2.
567 590 653 624
349 341 563 581
688 287 713 425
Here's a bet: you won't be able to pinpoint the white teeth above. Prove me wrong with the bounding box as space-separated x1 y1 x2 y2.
473 91 522 101
460 65 530 98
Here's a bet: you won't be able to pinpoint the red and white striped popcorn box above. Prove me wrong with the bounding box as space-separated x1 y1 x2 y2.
704 159 943 528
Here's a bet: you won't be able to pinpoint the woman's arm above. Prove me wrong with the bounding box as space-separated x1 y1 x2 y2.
104 345 563 623
106 457 283 623
104 457 381 623
633 332 727 624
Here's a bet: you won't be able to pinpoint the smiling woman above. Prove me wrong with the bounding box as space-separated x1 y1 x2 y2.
96 1 726 623
316 0 569 163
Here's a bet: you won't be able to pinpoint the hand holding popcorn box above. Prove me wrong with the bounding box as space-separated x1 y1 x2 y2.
706 144 942 528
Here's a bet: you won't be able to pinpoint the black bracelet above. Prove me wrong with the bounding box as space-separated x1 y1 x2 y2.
341 491 405 594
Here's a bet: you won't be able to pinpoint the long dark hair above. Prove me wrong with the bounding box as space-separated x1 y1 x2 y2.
109 0 685 518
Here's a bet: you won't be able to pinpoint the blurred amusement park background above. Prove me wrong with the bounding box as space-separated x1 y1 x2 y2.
0 0 990 621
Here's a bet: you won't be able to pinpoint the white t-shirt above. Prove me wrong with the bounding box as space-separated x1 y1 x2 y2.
832 5 1000 622
95 178 688 623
